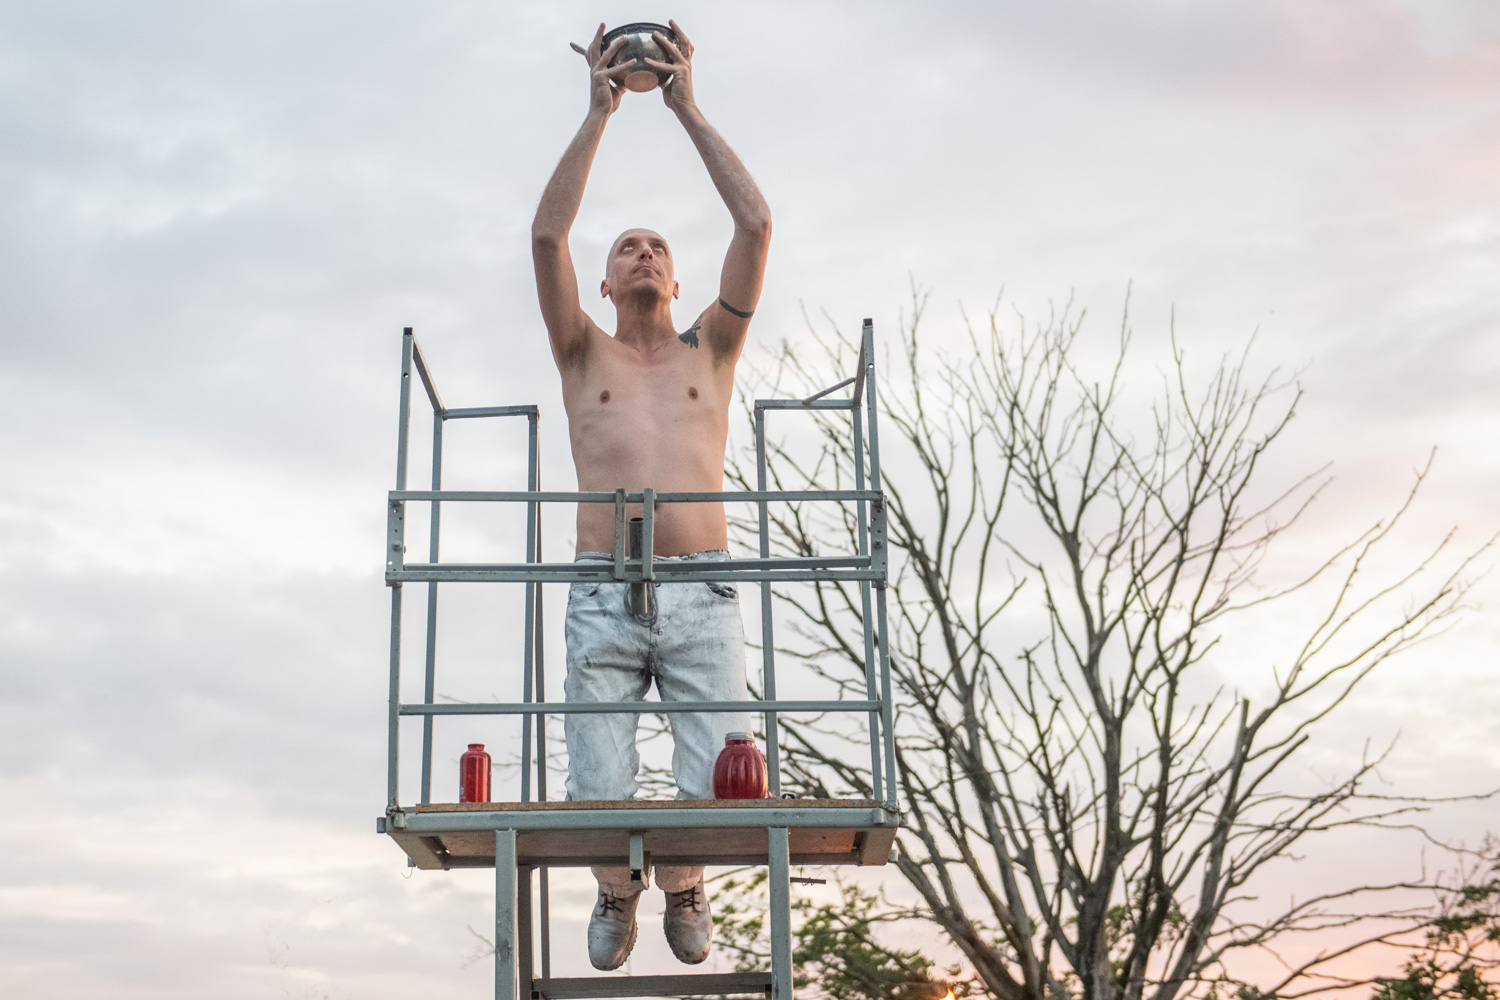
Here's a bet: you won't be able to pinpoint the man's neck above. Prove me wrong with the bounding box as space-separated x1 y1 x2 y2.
611 297 677 352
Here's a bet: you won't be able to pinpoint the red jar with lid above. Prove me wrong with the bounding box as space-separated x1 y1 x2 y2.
459 743 491 803
712 733 769 799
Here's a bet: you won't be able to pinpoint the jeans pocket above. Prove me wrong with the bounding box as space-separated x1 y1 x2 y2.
704 581 739 602
569 581 602 604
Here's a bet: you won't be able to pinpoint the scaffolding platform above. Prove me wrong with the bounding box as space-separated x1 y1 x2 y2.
380 798 898 870
380 320 899 998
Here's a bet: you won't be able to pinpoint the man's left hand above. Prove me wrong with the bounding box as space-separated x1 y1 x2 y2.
647 20 696 115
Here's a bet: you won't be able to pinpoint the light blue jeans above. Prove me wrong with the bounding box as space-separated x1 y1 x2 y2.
564 551 753 894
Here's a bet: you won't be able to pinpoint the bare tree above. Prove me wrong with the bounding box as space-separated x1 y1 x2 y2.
726 289 1494 1000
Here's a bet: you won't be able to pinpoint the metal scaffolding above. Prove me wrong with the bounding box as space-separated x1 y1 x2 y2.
377 320 901 999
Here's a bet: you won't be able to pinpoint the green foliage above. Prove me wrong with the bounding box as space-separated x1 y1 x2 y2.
711 869 972 1000
1372 854 1500 1000
1103 879 1187 984
1373 959 1496 1000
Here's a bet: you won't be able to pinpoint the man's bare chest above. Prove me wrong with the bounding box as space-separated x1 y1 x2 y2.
564 337 733 419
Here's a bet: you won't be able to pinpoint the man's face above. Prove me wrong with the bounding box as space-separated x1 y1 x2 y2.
602 228 679 305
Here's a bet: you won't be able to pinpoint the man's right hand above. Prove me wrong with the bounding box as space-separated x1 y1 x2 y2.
570 24 632 117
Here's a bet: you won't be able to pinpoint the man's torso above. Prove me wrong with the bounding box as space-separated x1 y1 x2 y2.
560 317 737 555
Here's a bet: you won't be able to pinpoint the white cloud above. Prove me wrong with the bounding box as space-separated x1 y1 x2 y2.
3 0 1498 995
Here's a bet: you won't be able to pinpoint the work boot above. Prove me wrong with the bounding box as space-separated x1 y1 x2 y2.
587 887 642 970
663 879 713 964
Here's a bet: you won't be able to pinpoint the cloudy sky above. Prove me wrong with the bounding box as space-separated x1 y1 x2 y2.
2 1 1498 997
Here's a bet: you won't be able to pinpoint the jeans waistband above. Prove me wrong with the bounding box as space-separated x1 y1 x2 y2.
574 550 730 563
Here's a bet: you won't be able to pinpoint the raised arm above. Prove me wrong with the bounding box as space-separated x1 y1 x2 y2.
648 23 772 363
532 26 631 370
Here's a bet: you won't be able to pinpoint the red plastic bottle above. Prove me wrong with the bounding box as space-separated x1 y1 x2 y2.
459 743 491 803
712 733 769 799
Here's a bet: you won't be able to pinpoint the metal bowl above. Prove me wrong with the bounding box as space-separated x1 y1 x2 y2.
602 22 679 93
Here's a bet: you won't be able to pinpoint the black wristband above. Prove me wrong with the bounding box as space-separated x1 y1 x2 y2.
718 297 754 319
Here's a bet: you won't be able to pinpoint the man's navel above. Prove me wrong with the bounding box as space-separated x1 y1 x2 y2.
599 390 610 403
688 386 698 399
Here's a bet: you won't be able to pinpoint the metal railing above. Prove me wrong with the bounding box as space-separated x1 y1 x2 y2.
384 320 897 813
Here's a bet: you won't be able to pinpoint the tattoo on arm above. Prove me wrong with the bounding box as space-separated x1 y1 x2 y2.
679 322 701 349
718 297 754 319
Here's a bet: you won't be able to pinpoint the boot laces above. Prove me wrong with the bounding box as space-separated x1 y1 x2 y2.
670 883 703 909
599 892 631 916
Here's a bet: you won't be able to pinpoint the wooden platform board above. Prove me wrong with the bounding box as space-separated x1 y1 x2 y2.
383 799 899 871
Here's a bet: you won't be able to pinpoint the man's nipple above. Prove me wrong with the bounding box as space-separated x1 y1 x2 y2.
688 386 698 400
599 390 610 403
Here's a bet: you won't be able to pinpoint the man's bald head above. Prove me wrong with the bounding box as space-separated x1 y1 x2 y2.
601 228 678 306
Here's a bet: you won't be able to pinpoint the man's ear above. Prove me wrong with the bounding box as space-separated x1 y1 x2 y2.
672 281 680 300
600 280 610 299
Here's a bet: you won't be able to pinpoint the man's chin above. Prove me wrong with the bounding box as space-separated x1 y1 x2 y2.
624 284 670 309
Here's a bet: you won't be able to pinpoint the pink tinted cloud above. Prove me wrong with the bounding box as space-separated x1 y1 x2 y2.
1219 0 1500 105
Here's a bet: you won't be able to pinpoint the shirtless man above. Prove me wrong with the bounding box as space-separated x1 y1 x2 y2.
530 22 771 971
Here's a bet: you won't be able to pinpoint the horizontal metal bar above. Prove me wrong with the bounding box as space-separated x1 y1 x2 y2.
390 566 884 584
755 398 858 411
397 805 898 832
398 555 866 576
400 699 880 717
532 972 773 999
389 489 879 504
652 556 869 572
441 405 539 419
428 849 880 869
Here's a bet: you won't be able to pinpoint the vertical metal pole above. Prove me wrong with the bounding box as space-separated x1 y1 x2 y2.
528 410 552 983
754 406 780 794
627 515 654 620
539 868 551 980
420 415 443 804
529 411 551 977
640 487 655 581
613 488 627 579
388 328 415 809
863 320 881 496
875 584 898 811
396 330 414 491
862 319 899 809
768 827 793 999
521 414 539 802
387 586 403 809
517 866 534 996
529 411 545 801
851 364 882 803
495 830 518 1000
